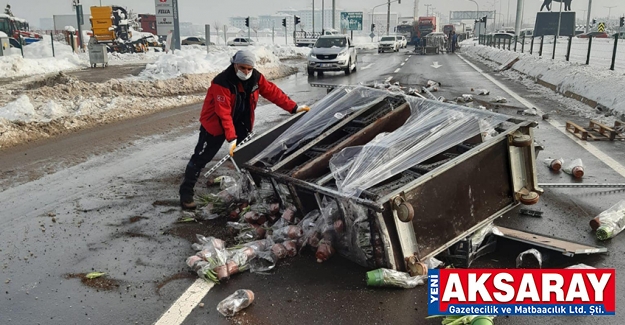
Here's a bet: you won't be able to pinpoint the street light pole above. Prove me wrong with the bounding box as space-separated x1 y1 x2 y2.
425 4 432 17
312 0 315 33
514 0 524 36
387 0 391 35
605 6 616 24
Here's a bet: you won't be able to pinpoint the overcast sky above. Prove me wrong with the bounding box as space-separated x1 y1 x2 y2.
10 0 625 27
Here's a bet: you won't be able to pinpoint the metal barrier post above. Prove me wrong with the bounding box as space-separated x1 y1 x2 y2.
51 32 55 57
566 35 572 61
539 36 544 56
611 33 618 71
521 34 525 53
586 35 592 65
514 36 518 52
530 36 534 54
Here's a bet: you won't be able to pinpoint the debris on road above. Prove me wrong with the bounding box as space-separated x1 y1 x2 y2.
519 208 544 218
563 158 584 178
366 268 427 289
517 107 538 116
85 272 106 279
217 289 255 317
475 89 490 96
589 200 625 241
427 315 495 325
492 96 507 103
492 226 607 256
543 158 563 172
516 249 543 268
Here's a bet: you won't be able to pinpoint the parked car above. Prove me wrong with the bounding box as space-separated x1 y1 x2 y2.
307 35 357 76
520 28 534 38
182 37 206 45
227 37 255 46
378 36 399 53
577 31 609 38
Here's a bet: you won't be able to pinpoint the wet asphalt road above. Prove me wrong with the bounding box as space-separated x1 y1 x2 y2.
1 48 624 325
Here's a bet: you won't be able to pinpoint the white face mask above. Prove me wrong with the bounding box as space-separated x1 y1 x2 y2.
236 69 253 81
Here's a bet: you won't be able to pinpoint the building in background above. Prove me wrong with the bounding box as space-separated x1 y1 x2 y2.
52 14 89 33
138 14 156 35
39 18 54 30
229 16 259 31
258 13 293 31
362 11 399 35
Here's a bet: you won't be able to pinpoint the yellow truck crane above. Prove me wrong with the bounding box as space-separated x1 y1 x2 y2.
89 5 148 53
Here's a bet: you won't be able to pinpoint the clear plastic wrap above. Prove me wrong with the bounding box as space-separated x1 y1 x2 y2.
565 264 596 269
424 257 444 270
249 251 277 273
366 268 427 289
216 289 255 317
470 223 494 251
329 98 509 197
590 200 625 240
516 249 542 268
253 86 391 166
270 225 304 242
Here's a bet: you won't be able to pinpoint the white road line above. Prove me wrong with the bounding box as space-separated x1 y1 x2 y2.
361 63 373 70
401 62 405 66
154 279 214 325
394 68 401 73
404 58 409 62
457 54 625 179
385 76 393 83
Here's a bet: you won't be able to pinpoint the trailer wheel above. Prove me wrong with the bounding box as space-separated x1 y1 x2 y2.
396 202 414 222
511 134 532 147
519 191 540 205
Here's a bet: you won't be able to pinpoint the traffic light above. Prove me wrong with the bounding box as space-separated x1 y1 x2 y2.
294 15 301 26
620 16 624 27
398 0 401 3
282 18 287 28
371 23 376 32
245 17 250 28
592 19 597 25
481 16 488 24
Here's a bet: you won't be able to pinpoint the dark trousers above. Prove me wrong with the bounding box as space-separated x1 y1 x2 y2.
179 125 248 202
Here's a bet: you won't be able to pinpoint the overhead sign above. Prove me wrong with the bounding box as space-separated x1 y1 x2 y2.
340 12 363 31
450 11 496 21
598 22 606 32
155 0 175 36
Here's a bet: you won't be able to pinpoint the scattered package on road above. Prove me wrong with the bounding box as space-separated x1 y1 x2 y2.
366 268 427 289
563 158 584 178
475 89 490 96
543 158 563 172
589 200 625 241
216 289 255 317
492 96 507 103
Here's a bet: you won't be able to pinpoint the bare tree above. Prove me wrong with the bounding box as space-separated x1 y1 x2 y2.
214 21 222 44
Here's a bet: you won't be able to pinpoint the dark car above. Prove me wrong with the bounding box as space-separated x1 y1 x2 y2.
182 36 206 45
577 32 609 38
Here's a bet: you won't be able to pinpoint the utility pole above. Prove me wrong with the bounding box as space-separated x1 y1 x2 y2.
553 0 563 59
332 0 336 29
322 0 325 32
425 4 432 17
387 0 391 35
514 0 524 36
586 0 592 33
605 6 616 24
73 0 84 50
312 0 315 32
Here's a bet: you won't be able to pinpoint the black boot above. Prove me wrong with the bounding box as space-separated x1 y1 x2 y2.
179 161 201 210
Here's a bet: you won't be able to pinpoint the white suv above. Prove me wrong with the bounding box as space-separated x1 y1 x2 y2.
378 36 399 53
397 36 407 48
307 35 357 76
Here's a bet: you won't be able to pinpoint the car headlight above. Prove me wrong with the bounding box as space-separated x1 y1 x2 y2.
310 53 317 58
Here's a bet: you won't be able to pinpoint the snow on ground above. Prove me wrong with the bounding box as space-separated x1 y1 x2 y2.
0 36 310 79
0 41 305 148
460 42 625 118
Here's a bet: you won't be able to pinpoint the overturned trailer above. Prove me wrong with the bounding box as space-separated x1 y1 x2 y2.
235 86 542 275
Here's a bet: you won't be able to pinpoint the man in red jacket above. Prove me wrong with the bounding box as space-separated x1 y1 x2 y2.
180 50 309 209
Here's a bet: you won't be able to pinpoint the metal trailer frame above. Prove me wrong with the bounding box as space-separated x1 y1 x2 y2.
236 92 542 275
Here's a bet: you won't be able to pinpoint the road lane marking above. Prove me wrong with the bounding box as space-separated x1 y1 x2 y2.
154 279 214 325
394 68 401 73
361 63 373 70
385 76 393 83
401 63 405 66
404 58 409 62
457 54 625 179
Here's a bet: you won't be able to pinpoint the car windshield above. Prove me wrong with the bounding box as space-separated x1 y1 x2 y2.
381 37 395 41
315 37 346 48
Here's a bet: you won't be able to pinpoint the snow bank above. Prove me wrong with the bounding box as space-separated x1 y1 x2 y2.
461 44 625 117
140 45 301 80
0 37 87 78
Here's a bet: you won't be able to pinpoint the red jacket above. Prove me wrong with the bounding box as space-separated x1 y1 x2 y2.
200 65 297 142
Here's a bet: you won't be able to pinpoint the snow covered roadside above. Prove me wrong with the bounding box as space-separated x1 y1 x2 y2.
460 43 625 118
0 45 302 149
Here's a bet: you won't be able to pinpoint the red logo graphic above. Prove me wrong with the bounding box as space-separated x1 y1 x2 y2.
160 0 167 2
216 95 226 103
